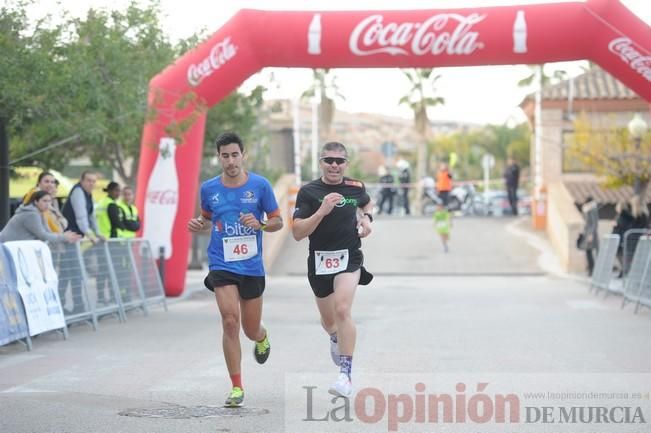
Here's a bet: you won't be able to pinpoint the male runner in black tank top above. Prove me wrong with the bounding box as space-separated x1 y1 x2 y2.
292 141 374 398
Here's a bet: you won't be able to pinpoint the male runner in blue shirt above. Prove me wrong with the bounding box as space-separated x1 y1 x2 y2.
188 132 282 407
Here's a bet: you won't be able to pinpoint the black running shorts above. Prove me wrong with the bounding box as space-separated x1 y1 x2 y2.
307 249 372 298
204 270 266 300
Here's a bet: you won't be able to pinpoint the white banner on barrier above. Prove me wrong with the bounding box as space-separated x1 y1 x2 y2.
3 240 65 336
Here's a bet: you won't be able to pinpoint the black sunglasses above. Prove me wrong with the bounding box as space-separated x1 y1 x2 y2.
320 157 348 165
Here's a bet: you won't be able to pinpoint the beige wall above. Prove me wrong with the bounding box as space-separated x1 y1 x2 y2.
546 181 585 272
537 107 650 272
262 174 296 272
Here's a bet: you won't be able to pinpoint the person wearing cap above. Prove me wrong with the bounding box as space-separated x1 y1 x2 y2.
96 181 125 239
292 141 374 399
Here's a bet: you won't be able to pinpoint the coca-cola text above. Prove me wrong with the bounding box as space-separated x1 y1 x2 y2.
147 190 178 205
349 13 485 56
187 37 238 87
608 37 651 82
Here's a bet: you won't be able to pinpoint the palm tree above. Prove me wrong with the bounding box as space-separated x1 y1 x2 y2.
302 68 345 141
399 68 445 215
517 64 568 88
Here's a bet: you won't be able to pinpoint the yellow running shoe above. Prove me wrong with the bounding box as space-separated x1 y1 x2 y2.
254 331 271 364
224 386 244 407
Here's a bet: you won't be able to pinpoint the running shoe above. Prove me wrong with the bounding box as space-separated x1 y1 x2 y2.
254 331 270 364
328 373 353 398
224 386 244 407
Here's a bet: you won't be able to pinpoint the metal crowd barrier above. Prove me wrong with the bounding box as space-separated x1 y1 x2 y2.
54 238 166 327
621 236 651 312
589 234 620 296
128 239 168 313
622 229 651 280
55 242 98 329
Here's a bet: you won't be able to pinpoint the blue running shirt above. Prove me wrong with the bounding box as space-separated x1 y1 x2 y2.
200 172 280 276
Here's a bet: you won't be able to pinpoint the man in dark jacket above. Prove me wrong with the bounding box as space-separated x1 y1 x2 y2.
59 171 104 314
398 166 411 215
580 196 599 276
504 158 520 215
377 166 395 215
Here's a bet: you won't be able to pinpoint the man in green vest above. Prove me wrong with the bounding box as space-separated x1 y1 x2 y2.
116 186 140 238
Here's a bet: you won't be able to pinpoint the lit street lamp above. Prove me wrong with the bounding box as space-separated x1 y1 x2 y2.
628 113 648 195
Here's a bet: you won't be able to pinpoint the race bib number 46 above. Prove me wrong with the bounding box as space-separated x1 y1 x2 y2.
223 235 258 262
315 249 349 275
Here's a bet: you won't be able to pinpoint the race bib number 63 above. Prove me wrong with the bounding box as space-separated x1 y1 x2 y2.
315 249 349 275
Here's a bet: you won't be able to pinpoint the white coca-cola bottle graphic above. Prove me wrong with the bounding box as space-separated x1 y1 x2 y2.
308 14 322 55
143 137 179 260
513 10 527 54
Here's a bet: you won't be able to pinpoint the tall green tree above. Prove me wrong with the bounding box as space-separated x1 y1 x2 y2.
429 123 529 183
0 0 65 225
6 0 267 189
57 3 183 184
567 113 650 203
201 85 275 182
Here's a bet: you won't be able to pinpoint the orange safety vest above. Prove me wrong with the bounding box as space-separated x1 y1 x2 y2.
436 170 452 192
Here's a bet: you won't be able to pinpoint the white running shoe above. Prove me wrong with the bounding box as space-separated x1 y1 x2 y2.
328 373 353 398
330 338 341 366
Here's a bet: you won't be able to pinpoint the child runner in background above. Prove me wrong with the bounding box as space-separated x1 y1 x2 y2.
433 202 451 253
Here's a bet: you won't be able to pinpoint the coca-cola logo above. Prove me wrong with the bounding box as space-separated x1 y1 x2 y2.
349 13 485 56
187 37 238 87
608 37 651 82
147 190 178 205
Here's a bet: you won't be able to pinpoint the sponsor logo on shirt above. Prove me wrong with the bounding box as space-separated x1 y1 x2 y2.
214 220 256 236
318 197 359 207
240 190 257 204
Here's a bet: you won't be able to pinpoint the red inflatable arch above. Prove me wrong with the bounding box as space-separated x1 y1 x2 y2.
136 0 651 296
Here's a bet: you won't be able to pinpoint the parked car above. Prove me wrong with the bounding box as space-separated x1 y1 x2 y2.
477 190 531 216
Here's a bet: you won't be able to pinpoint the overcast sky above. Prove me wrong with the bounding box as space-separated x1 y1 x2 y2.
31 0 651 125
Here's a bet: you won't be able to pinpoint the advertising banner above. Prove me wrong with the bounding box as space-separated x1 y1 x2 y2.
3 241 66 336
0 243 30 346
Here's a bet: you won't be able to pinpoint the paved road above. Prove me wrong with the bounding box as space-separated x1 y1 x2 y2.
2 216 651 433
